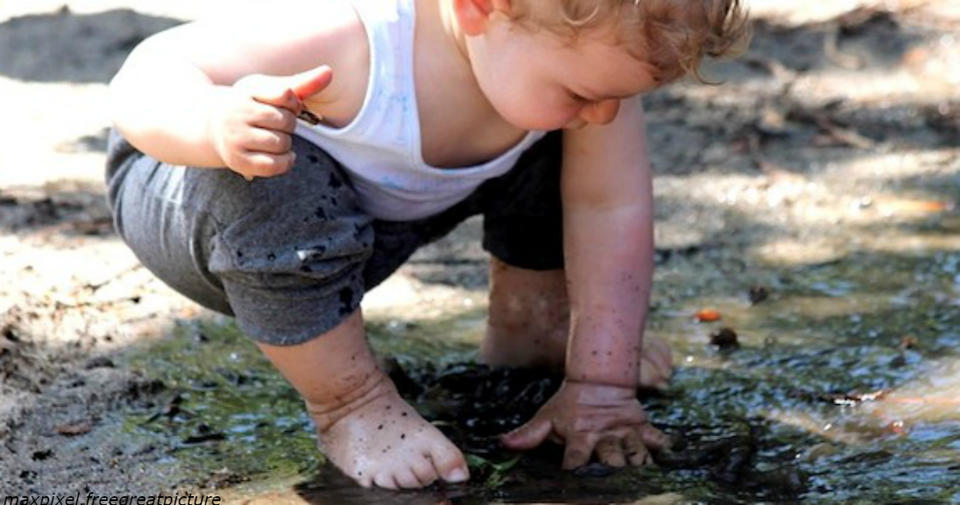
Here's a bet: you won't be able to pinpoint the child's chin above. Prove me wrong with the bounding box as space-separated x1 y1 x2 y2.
496 110 566 132
508 117 570 132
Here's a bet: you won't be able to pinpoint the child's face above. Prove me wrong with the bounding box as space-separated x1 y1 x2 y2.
467 18 660 131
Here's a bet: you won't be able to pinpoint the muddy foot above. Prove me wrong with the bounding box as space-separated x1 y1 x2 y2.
311 377 469 489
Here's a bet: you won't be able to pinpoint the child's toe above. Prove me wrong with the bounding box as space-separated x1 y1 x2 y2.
394 468 422 489
431 444 469 483
373 471 399 490
411 454 439 486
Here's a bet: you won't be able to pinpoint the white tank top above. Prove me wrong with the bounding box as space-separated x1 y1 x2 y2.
294 0 547 221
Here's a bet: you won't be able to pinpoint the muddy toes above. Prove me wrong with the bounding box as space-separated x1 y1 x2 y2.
411 454 439 486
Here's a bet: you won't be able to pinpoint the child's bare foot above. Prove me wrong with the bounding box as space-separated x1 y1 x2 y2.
256 312 468 490
308 372 469 489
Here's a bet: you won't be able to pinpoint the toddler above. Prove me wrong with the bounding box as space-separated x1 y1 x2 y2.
106 0 748 490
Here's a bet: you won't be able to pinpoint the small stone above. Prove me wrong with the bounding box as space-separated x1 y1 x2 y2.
748 285 770 305
710 327 740 351
84 356 115 369
56 422 92 436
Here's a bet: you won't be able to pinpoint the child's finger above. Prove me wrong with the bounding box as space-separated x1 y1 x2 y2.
289 65 334 101
623 429 655 466
236 150 296 178
561 433 595 470
638 423 670 450
596 437 626 467
627 443 653 466
244 65 333 111
500 417 553 450
249 85 303 114
247 103 299 134
243 127 293 155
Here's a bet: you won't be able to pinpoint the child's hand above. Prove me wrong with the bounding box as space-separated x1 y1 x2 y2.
500 380 669 469
207 65 333 181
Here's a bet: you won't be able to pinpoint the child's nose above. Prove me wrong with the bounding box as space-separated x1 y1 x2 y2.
579 99 620 125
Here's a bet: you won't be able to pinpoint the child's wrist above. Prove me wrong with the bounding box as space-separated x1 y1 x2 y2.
564 338 640 389
561 377 637 396
563 371 638 391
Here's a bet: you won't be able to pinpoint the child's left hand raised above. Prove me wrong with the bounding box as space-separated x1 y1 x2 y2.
500 380 669 469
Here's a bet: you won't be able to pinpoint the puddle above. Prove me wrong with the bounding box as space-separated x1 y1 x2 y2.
111 238 960 504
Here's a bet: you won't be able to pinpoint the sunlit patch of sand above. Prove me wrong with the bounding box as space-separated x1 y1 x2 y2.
754 238 849 266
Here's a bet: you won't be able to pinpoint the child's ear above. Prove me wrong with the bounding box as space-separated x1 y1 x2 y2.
453 0 513 36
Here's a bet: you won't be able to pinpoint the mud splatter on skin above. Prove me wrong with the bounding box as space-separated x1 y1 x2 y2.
338 287 354 316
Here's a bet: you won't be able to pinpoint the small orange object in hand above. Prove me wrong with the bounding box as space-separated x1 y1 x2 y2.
695 309 722 322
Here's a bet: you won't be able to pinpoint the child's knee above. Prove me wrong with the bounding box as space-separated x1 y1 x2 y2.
203 140 375 345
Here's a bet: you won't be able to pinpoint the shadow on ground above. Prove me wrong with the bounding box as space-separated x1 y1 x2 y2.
0 8 181 83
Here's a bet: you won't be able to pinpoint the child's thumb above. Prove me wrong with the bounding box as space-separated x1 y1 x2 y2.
500 418 553 450
287 65 333 101
246 66 333 111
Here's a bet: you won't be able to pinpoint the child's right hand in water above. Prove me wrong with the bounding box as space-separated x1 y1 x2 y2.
500 380 669 469
207 66 333 181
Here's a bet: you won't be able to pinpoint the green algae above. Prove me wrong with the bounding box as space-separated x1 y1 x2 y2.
123 321 322 489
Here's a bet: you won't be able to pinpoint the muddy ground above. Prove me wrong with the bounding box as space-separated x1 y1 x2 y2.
1 1 959 503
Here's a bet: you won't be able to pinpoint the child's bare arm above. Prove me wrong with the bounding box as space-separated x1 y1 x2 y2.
560 96 654 388
501 97 666 468
108 0 361 176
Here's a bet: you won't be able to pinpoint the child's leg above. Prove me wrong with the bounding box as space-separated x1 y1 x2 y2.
481 257 673 389
105 133 467 489
257 310 468 488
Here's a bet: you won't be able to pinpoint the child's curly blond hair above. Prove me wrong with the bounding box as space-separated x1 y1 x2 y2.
511 0 750 83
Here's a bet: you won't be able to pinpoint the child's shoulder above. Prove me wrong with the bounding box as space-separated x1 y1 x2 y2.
157 0 367 89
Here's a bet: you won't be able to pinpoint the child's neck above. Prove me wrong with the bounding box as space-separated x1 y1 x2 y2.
411 0 528 167
419 0 472 85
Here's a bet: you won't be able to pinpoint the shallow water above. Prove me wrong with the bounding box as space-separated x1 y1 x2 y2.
116 237 960 504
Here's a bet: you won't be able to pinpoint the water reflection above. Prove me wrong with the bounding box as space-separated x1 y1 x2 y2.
865 355 960 424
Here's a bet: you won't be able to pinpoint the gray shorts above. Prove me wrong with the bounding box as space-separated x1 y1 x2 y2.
105 131 564 346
